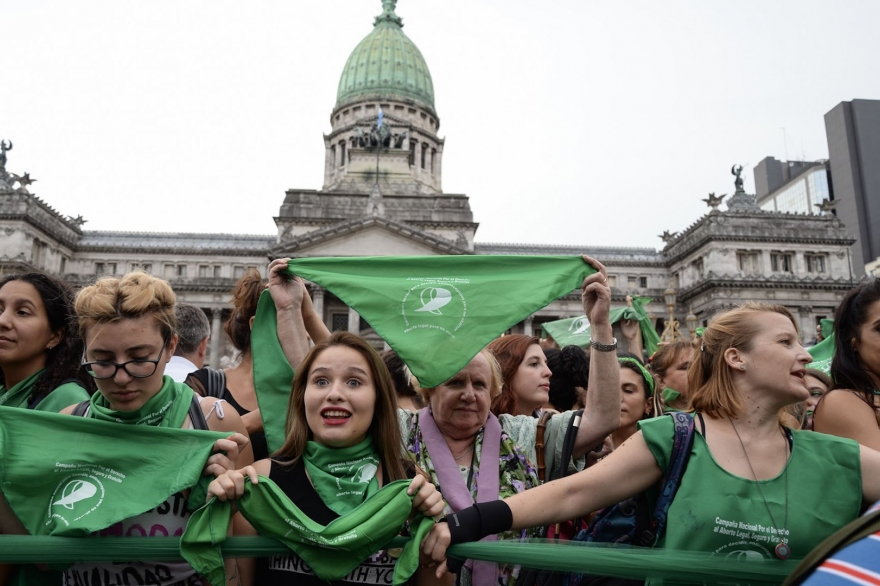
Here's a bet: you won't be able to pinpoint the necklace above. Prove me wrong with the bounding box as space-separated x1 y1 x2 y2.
728 417 791 560
452 445 474 461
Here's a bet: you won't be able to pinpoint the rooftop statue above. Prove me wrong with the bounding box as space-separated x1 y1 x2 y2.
731 164 744 192
814 198 837 214
0 139 11 172
10 172 36 194
702 192 726 210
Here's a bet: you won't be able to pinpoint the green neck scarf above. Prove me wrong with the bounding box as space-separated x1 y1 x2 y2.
661 386 681 407
87 375 193 427
0 368 43 408
180 476 433 586
304 438 380 515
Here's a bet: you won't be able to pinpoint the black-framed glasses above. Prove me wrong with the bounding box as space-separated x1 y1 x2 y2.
82 339 168 380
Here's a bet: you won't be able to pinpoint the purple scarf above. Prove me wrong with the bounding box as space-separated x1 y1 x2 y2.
418 406 502 586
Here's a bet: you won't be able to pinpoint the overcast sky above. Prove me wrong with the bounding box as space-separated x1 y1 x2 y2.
2 0 879 250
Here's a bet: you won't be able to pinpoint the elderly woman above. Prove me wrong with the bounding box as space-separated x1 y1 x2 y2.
424 302 880 584
397 257 620 586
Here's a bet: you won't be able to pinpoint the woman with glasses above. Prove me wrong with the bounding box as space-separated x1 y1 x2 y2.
0 272 92 586
60 271 251 586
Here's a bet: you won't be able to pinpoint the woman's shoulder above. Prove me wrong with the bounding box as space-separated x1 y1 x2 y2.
814 388 880 437
35 381 90 413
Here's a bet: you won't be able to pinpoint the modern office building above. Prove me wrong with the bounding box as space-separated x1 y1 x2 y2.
754 157 831 214
825 99 880 275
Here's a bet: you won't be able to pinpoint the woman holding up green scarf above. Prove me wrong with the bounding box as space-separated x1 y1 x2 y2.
59 272 251 586
206 331 445 586
0 272 92 586
647 341 694 413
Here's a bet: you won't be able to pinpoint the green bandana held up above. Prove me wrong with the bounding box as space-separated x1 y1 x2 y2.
180 476 434 586
542 296 660 356
808 323 835 376
0 407 225 537
87 376 194 427
304 438 380 515
252 255 593 452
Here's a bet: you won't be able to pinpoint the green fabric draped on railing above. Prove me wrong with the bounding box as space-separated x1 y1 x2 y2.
0 536 800 584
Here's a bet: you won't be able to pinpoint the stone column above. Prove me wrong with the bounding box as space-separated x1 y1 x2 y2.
523 315 534 336
312 287 325 325
209 308 223 368
348 306 360 333
798 306 813 343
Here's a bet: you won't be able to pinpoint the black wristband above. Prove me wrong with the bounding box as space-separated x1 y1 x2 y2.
444 501 514 545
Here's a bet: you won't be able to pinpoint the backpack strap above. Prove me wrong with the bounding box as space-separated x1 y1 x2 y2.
555 409 583 480
637 411 695 546
203 368 227 399
188 395 210 431
72 400 91 417
535 411 555 484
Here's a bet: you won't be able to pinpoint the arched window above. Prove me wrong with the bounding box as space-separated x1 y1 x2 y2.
421 143 427 169
339 142 346 167
431 148 437 174
331 145 336 167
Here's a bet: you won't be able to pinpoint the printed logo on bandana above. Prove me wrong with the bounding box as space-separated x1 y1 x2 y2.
47 462 124 528
568 317 590 335
402 278 468 338
353 463 378 484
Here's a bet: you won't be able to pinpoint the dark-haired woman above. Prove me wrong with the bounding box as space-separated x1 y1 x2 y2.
0 272 92 586
425 303 880 582
610 353 654 450
207 332 445 586
813 279 880 448
543 345 589 412
187 258 330 460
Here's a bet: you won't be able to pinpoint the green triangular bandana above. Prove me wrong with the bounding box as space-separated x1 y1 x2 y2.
0 406 226 536
180 476 434 585
542 296 659 355
808 331 835 376
285 255 593 387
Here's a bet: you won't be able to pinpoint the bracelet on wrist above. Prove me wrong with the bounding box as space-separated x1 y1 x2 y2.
590 337 618 352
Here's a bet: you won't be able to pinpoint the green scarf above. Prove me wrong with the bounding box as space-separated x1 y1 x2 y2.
180 476 434 586
0 406 225 537
661 386 681 406
304 438 380 515
808 330 835 376
252 255 593 453
87 375 193 427
542 296 660 356
0 369 43 408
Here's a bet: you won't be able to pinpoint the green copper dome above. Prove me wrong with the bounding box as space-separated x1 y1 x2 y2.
335 0 435 112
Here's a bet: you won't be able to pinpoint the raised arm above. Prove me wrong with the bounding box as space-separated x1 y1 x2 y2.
422 431 661 574
267 258 311 371
573 255 620 458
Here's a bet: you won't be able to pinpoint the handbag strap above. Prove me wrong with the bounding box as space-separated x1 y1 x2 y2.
535 411 555 484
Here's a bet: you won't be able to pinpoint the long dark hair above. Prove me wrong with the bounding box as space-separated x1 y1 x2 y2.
274 332 407 483
0 272 91 402
832 279 880 396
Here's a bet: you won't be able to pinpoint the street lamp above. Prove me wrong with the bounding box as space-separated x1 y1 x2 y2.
660 287 685 342
685 307 698 339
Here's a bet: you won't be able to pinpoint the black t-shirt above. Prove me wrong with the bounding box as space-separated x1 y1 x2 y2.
254 458 413 586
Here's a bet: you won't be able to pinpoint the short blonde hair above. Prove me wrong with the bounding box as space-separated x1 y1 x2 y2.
689 302 799 418
413 348 503 403
75 272 177 341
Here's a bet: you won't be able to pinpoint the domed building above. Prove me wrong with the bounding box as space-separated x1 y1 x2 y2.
0 0 859 363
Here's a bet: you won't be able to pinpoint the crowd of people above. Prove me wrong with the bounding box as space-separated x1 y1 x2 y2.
0 256 878 586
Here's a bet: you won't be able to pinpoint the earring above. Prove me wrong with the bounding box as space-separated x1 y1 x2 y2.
739 365 745 371
46 345 54 350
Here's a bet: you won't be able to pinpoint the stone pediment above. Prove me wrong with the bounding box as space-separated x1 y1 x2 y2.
271 216 470 257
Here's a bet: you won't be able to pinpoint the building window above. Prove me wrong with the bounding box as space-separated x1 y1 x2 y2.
177 265 187 277
339 142 346 167
431 148 436 174
770 252 793 273
164 264 175 278
692 258 704 278
806 254 826 273
330 145 336 167
213 265 222 278
627 276 637 288
737 251 760 273
607 275 617 288
233 265 245 279
331 313 349 332
421 143 427 169
95 262 105 274
142 263 152 273
60 257 66 273
639 276 648 288
198 265 210 278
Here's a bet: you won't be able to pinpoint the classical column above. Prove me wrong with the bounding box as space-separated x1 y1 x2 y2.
348 306 360 333
523 315 534 336
311 287 325 325
209 308 223 368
